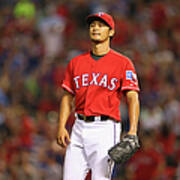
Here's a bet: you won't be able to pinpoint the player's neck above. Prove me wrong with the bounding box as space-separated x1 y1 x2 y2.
91 40 110 56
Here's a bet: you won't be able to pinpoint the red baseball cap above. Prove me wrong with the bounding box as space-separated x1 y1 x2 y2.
86 12 115 30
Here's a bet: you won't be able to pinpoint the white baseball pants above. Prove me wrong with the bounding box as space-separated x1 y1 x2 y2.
63 117 121 180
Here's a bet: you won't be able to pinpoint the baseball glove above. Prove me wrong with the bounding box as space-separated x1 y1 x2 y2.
108 135 140 164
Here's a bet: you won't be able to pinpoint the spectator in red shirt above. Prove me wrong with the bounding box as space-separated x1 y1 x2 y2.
157 123 176 156
126 130 166 180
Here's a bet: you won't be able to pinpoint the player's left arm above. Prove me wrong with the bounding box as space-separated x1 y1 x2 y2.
125 90 140 135
108 90 140 163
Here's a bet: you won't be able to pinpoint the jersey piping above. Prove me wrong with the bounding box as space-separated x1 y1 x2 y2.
62 49 140 121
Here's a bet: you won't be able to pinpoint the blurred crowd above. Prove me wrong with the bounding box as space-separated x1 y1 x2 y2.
0 0 180 179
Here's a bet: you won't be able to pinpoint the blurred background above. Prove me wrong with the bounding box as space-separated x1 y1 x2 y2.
0 0 180 179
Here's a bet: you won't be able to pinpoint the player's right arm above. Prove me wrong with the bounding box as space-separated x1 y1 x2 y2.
57 90 74 148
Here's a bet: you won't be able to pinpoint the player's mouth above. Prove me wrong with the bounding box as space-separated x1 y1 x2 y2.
92 33 101 36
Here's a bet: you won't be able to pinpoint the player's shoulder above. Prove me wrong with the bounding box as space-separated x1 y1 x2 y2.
110 49 132 63
69 52 90 63
72 52 90 60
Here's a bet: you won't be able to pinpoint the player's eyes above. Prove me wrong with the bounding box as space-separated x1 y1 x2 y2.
98 23 105 27
90 24 95 27
90 22 106 28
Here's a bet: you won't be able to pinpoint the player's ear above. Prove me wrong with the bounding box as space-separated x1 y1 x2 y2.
109 29 115 37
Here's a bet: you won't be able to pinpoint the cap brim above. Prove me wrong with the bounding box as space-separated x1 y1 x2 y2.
86 16 111 28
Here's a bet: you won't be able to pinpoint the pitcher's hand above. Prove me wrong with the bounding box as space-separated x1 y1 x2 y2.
57 128 71 148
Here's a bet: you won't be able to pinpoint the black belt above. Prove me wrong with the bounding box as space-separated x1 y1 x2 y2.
78 114 109 122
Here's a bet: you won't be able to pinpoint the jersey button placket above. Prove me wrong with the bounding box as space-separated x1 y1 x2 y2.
84 61 95 115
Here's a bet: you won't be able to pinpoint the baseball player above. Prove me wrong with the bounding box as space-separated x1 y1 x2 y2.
57 12 140 180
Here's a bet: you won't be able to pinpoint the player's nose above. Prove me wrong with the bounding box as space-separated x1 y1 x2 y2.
92 23 101 30
92 27 100 33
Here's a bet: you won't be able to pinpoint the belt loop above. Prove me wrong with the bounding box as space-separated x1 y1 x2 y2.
95 116 101 121
83 116 87 121
75 113 78 119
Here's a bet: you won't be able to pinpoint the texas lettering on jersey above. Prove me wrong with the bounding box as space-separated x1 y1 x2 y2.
62 49 140 120
73 72 118 90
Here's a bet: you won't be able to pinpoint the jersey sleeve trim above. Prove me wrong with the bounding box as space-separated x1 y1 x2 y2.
121 86 140 92
62 84 75 95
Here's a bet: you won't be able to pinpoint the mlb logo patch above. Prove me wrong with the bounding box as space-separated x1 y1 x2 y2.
126 71 133 80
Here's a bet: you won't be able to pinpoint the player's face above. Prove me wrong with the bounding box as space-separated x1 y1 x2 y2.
89 20 114 43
